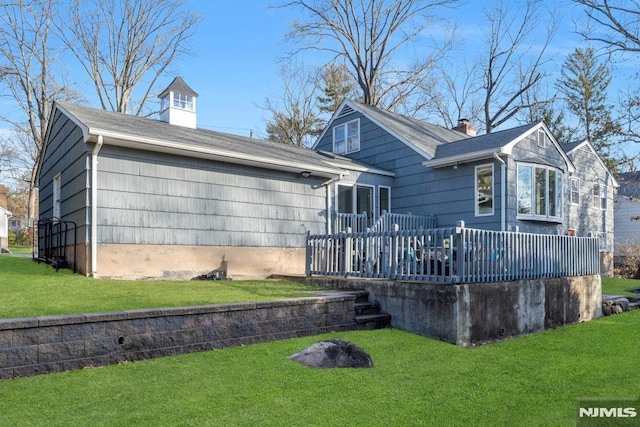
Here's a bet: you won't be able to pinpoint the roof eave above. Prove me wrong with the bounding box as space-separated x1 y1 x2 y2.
423 148 508 168
87 129 346 179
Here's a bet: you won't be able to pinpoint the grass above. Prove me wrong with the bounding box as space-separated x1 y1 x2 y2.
600 276 640 297
7 244 33 255
0 255 638 425
0 256 323 319
1 255 637 319
0 315 639 426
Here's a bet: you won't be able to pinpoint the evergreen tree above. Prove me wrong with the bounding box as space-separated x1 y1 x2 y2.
317 64 356 115
556 46 621 169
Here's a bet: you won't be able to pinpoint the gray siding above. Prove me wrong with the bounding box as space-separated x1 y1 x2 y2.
566 144 615 249
39 110 91 240
317 112 438 217
614 195 640 247
506 133 570 235
96 146 328 247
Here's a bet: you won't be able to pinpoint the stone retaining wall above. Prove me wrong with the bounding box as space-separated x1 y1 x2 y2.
0 294 356 379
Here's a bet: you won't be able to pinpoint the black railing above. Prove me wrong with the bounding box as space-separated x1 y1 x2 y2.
33 217 77 272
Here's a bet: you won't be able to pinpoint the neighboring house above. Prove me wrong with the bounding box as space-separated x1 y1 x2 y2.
0 206 11 252
39 84 616 278
614 171 640 251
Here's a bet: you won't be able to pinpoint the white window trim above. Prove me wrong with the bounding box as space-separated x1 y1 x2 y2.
569 177 580 205
475 163 494 217
592 183 607 210
516 162 563 222
173 92 194 111
332 118 360 155
537 129 546 148
378 185 391 217
53 172 61 219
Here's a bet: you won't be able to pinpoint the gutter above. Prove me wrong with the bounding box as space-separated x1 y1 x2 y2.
493 152 507 231
91 135 103 277
423 147 508 169
89 128 343 179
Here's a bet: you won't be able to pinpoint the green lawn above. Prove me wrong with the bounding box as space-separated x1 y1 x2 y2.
0 255 639 425
7 244 33 255
0 315 639 426
0 256 322 319
1 255 637 319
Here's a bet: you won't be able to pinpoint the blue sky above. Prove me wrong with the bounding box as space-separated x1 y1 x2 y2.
172 0 626 138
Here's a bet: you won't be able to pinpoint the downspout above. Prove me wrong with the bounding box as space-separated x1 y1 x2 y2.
493 152 506 231
323 174 344 234
91 135 103 277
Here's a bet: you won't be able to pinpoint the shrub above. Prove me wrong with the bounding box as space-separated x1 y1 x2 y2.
8 228 33 247
614 242 640 279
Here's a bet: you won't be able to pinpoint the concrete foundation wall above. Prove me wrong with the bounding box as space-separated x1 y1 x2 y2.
0 295 356 379
93 244 306 279
308 275 602 346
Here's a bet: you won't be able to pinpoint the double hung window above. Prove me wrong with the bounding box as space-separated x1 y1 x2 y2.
333 119 360 154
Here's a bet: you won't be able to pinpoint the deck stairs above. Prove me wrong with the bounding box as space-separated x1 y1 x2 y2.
352 291 391 330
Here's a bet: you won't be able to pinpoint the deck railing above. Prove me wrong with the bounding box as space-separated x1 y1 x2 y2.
306 221 600 283
332 211 436 233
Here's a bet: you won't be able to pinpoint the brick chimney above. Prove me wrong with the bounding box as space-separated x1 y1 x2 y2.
452 118 477 137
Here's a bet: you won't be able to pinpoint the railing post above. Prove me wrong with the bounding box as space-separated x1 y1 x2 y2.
455 220 465 282
344 227 353 274
390 224 399 279
305 231 312 276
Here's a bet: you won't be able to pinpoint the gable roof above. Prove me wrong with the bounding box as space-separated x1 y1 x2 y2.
423 122 575 173
48 101 380 179
562 139 618 187
313 99 467 159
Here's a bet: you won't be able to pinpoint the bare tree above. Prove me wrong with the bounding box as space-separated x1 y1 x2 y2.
0 0 80 220
574 0 640 161
59 0 200 115
574 0 640 54
480 0 558 133
281 0 459 113
423 61 484 129
263 63 324 148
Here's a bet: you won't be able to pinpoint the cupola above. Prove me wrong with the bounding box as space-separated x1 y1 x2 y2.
158 77 198 129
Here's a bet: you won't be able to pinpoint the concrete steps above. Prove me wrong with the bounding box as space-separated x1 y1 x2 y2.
352 291 391 330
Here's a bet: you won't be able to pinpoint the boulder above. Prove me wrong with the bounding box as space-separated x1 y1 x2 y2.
289 339 373 369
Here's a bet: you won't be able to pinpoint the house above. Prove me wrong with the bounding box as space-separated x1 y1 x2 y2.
312 100 615 274
38 78 362 278
38 82 615 278
614 171 640 251
561 139 618 274
0 207 10 252
0 185 11 252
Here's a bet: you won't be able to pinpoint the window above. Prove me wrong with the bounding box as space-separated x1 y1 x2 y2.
173 93 193 111
475 164 494 216
517 163 563 220
537 129 546 147
569 178 580 205
337 185 353 214
593 184 607 210
378 186 390 217
333 119 360 154
53 173 61 218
